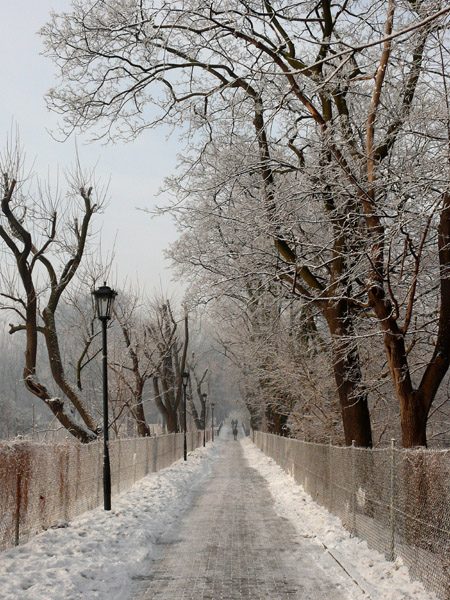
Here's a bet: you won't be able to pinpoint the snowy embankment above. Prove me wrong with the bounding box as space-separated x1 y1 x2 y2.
0 434 439 600
0 440 223 600
241 437 437 600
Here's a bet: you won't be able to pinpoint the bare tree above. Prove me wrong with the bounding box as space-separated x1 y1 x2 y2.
0 140 106 442
110 293 157 436
188 352 209 431
145 300 189 432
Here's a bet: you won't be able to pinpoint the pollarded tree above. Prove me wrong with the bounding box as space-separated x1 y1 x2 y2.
0 140 106 442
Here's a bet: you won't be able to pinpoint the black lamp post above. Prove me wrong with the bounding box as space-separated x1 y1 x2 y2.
211 402 215 442
92 282 117 511
182 371 189 461
202 393 207 447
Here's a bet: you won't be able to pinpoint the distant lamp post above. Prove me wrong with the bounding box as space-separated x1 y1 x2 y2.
202 393 207 447
211 402 215 442
92 282 117 511
182 371 189 461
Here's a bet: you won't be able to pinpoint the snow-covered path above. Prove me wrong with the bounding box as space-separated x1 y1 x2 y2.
132 434 349 600
0 432 437 599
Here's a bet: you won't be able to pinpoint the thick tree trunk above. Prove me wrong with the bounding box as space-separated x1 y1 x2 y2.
265 400 289 435
134 391 151 437
325 303 373 447
371 307 429 447
253 100 372 446
401 397 428 447
367 193 450 447
153 377 179 433
368 285 429 447
165 409 179 433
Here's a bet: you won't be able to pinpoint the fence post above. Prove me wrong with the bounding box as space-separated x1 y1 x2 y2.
97 441 102 505
389 438 396 561
351 440 356 536
117 438 121 494
133 437 137 484
14 472 21 546
64 450 70 522
328 439 333 512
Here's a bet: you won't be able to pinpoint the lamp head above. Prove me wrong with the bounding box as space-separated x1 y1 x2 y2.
92 282 117 320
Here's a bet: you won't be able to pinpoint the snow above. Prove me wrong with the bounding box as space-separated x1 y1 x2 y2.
240 437 438 600
0 435 438 600
0 442 222 600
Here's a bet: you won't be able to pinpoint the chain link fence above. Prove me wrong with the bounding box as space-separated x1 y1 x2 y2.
0 430 211 552
251 431 450 600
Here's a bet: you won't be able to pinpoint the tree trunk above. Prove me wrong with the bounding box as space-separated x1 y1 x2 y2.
245 395 262 431
265 400 289 435
153 377 179 433
325 302 373 447
23 375 97 443
188 398 202 430
165 409 179 433
401 396 428 447
43 308 99 434
134 388 151 437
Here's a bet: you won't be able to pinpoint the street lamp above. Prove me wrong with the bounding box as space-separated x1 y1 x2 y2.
202 393 207 447
92 282 117 511
211 402 215 442
182 371 189 461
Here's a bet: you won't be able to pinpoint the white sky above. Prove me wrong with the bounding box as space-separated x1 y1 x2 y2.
0 1 182 296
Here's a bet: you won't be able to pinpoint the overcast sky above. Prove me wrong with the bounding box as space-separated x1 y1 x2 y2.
1 1 182 297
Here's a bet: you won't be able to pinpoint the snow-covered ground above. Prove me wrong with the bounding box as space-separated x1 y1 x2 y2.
0 441 223 600
241 437 437 600
0 435 438 599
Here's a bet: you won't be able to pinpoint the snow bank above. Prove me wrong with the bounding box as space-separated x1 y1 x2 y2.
0 433 440 600
241 437 438 600
0 440 222 600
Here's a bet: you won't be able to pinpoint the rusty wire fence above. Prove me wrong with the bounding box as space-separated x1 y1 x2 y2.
251 431 450 600
0 431 211 552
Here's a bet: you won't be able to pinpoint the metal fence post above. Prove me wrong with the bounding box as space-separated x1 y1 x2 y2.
14 472 21 546
97 441 102 504
117 438 121 494
328 439 333 512
389 438 396 561
133 437 137 484
64 450 70 522
351 440 356 536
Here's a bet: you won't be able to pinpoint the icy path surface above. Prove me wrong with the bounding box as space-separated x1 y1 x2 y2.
0 431 437 599
132 435 350 600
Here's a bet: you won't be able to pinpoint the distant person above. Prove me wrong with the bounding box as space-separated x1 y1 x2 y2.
232 424 238 440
